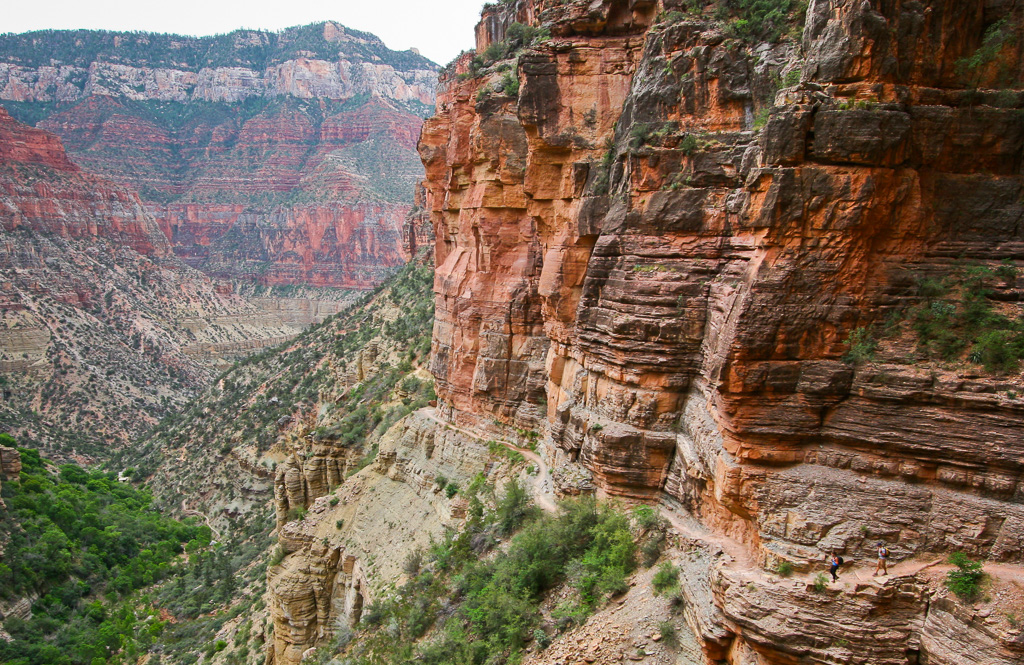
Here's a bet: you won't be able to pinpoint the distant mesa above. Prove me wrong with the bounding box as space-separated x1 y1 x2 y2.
0 21 440 290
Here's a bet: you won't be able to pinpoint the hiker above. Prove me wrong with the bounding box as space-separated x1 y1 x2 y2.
873 541 889 576
828 551 842 582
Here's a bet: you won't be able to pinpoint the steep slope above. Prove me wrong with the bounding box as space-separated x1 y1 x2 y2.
96 2 1024 664
0 107 297 458
105 255 438 664
0 22 438 288
413 0 1024 663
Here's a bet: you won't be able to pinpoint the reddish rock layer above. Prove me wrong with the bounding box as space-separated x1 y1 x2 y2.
31 94 427 288
153 202 410 288
420 1 1024 662
0 106 169 256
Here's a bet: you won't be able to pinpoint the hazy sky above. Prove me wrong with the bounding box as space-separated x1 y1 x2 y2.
0 0 490 66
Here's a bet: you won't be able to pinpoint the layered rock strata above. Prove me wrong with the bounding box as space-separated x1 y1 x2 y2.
415 0 1024 663
0 109 296 454
0 22 438 289
267 411 523 665
0 22 434 106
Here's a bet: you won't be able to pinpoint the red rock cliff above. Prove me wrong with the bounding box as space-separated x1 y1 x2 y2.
0 22 439 289
0 106 170 256
420 1 1024 662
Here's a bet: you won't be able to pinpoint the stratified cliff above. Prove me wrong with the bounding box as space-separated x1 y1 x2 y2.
123 3 1024 664
414 0 1024 663
0 107 298 457
0 22 438 288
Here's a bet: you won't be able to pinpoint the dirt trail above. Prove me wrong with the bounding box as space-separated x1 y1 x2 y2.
654 503 982 590
180 498 222 541
418 407 557 513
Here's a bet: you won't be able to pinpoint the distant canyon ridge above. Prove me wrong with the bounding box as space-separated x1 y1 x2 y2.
0 21 439 288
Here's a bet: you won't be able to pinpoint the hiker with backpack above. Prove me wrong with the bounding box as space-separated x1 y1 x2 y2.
828 551 843 582
874 542 889 576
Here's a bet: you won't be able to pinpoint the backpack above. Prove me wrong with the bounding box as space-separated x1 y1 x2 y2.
837 556 844 566
879 547 888 558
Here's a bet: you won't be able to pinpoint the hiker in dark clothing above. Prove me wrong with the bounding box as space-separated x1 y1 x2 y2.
828 552 842 582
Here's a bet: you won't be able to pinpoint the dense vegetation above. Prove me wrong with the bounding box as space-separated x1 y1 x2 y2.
844 263 1024 373
0 438 212 665
331 483 656 665
0 23 436 70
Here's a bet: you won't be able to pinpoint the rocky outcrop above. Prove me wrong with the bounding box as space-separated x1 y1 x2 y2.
0 445 20 480
267 411 523 665
0 445 19 510
416 0 1024 663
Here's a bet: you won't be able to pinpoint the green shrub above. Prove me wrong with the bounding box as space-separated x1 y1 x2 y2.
720 0 804 42
843 326 877 365
640 532 665 567
955 18 1014 85
590 423 604 432
445 482 459 498
329 496 339 506
946 552 985 601
813 572 829 592
652 561 680 595
404 549 424 576
501 71 519 96
753 106 771 129
679 133 699 154
496 479 536 535
996 259 1018 283
775 561 794 577
506 22 549 49
631 505 659 529
658 621 679 648
975 330 1021 373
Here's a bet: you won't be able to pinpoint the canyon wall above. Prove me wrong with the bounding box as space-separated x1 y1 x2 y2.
0 22 438 289
415 0 1024 662
0 108 301 456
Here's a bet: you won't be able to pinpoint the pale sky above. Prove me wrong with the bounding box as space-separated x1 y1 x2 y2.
0 0 490 66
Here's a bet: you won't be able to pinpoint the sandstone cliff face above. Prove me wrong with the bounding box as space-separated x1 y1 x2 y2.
0 23 437 289
416 0 1024 662
0 106 169 256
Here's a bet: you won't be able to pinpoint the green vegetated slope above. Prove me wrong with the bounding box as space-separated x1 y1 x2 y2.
109 256 435 599
306 482 668 665
0 437 228 665
0 257 436 665
0 22 434 72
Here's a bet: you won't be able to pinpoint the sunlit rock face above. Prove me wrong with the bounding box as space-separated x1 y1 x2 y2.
419 0 1024 661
